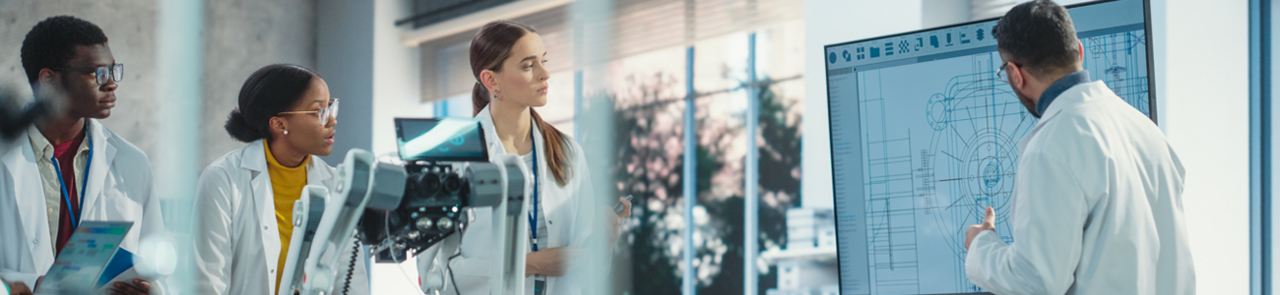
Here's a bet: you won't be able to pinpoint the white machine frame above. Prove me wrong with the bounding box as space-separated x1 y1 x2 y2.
278 149 531 295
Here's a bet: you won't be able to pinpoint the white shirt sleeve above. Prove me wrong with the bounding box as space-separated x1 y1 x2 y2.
965 150 1089 295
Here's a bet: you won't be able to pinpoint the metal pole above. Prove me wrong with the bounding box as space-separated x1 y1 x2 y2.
683 45 698 295
744 32 759 295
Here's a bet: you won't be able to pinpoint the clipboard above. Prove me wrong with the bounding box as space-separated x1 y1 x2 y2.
38 221 135 293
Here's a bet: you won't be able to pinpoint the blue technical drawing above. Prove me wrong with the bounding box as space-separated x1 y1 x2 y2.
1083 31 1149 113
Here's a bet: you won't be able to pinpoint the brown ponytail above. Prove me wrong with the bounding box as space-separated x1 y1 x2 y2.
472 82 490 117
470 20 573 187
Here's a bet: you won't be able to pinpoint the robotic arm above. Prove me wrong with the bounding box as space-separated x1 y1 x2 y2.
278 148 531 295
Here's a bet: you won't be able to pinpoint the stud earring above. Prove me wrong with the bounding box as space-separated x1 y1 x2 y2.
284 130 289 135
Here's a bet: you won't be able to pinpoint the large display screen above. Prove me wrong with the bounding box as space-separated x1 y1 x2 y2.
824 0 1154 294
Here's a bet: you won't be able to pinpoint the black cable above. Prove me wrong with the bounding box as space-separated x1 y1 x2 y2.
445 219 467 295
447 252 463 295
342 232 359 295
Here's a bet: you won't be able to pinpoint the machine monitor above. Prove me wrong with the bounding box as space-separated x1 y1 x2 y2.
823 0 1154 293
396 117 489 162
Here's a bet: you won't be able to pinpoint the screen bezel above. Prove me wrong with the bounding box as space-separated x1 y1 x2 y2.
822 0 1154 294
394 117 490 163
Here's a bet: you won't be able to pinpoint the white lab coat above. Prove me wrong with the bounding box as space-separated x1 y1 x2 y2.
417 105 599 295
965 81 1195 294
192 140 368 295
0 119 166 288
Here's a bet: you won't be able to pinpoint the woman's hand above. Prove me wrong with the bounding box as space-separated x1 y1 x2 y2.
611 197 632 230
525 247 571 277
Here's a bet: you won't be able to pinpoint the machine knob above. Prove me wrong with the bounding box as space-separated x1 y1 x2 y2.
416 217 435 231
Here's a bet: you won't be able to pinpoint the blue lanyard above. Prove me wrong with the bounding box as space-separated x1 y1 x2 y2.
526 144 540 252
50 126 92 232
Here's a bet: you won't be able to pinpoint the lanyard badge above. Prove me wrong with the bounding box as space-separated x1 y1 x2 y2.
527 145 541 252
50 125 92 231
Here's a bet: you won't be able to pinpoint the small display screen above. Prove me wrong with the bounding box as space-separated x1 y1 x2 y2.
396 118 489 162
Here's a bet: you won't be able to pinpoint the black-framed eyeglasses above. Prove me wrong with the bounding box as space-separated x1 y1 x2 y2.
52 63 123 86
277 98 340 125
996 61 1021 83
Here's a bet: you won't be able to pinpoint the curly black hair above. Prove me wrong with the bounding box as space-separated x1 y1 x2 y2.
20 16 109 84
992 0 1079 79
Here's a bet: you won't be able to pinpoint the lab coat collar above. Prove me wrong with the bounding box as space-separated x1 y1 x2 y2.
82 119 116 217
241 139 334 216
2 120 117 229
1021 81 1113 155
475 104 547 165
1034 71 1091 118
475 104 554 222
239 139 333 287
1036 81 1110 124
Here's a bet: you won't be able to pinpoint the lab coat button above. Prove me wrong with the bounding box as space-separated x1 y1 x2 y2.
263 226 269 230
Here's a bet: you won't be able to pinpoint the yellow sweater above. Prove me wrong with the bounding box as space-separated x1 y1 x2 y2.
264 141 309 294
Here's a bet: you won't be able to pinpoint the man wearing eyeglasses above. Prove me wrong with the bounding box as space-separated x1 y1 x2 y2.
960 1 1195 294
0 16 165 295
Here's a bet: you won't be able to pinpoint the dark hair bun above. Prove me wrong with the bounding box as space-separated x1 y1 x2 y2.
224 64 320 143
224 108 263 142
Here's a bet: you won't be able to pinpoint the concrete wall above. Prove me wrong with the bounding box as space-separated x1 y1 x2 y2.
0 0 160 160
315 0 373 165
0 0 318 169
202 0 317 166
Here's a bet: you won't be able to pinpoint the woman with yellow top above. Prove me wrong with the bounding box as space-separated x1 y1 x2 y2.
191 64 367 294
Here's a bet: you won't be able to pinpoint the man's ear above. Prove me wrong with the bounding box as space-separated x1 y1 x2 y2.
1078 41 1084 61
37 68 58 85
1011 64 1027 89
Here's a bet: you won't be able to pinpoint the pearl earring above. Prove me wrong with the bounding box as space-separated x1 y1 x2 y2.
284 130 289 135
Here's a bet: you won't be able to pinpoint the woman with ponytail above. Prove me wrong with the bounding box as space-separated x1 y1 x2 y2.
191 64 368 295
415 20 631 294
